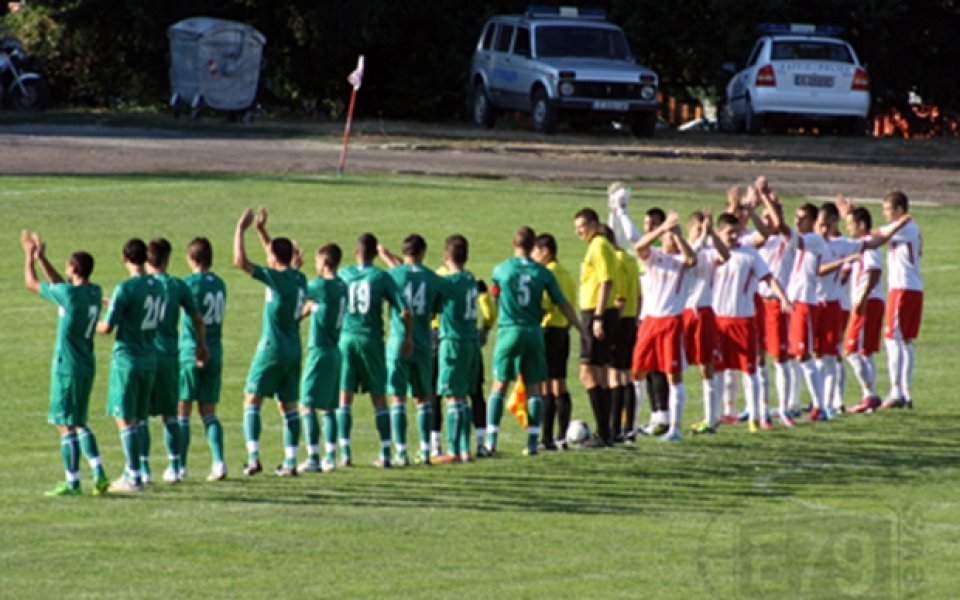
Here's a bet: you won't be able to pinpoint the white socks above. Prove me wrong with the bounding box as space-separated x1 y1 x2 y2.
668 383 686 433
885 338 904 399
742 372 759 423
703 377 717 426
773 360 790 414
800 359 823 409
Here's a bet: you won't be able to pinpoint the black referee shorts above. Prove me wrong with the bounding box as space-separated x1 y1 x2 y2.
579 308 619 366
543 327 570 379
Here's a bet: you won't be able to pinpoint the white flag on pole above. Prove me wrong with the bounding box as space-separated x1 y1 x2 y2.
347 55 365 91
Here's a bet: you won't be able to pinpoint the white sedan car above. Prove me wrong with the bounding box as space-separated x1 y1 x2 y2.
720 24 870 134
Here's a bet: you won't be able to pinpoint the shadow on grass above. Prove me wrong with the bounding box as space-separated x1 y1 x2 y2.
112 412 960 517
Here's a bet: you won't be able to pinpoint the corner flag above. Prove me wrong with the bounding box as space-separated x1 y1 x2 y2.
338 54 365 176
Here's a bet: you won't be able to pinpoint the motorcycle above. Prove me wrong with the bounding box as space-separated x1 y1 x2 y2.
0 35 49 111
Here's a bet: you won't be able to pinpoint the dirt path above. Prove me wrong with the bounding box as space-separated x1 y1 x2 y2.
1 123 957 205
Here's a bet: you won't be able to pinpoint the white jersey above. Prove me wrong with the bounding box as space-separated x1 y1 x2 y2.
739 228 762 249
849 238 884 304
881 220 923 291
684 247 720 310
712 246 771 318
838 263 852 311
757 233 797 299
639 248 688 318
818 236 864 303
786 231 826 305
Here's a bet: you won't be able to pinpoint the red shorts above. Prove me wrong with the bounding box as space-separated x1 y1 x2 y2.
632 315 683 375
845 298 884 356
814 300 843 357
762 299 789 359
885 289 924 341
714 316 758 374
789 302 818 357
682 306 717 367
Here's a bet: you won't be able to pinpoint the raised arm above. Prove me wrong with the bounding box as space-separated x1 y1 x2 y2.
635 211 678 258
31 233 65 284
20 230 40 293
377 243 402 268
254 206 272 254
819 253 859 275
233 208 255 275
672 231 698 267
702 208 730 262
614 207 642 244
866 214 913 249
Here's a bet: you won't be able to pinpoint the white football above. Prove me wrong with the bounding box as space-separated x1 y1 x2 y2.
566 420 591 446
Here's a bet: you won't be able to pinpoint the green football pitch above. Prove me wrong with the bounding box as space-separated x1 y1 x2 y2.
1 173 956 598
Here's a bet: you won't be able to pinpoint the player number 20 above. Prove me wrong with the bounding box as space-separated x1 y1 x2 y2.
202 291 225 325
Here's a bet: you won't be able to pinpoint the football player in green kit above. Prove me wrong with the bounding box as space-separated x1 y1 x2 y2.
98 238 163 493
484 227 584 456
298 243 347 474
234 207 307 477
338 233 411 468
143 238 207 484
378 235 445 466
21 231 110 496
177 237 228 481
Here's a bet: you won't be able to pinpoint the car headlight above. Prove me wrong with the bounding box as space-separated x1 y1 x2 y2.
640 85 656 101
559 81 575 97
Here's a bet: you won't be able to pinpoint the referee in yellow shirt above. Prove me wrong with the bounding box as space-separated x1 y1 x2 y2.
532 233 577 450
574 207 620 447
608 233 641 442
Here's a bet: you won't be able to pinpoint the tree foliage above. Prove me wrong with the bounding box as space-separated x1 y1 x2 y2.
3 0 959 116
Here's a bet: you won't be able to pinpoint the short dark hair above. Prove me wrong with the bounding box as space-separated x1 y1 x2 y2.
401 234 427 258
187 237 213 268
318 243 342 268
601 224 617 245
147 238 172 268
798 203 819 221
884 190 909 212
688 210 706 226
716 213 739 229
533 233 557 258
819 202 839 223
574 207 600 224
445 234 468 265
270 237 294 266
646 208 666 226
69 251 94 279
851 207 873 230
123 238 147 266
357 233 378 262
513 226 535 252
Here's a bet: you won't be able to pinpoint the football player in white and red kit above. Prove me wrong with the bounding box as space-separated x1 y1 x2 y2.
630 211 697 441
878 192 922 409
712 213 792 432
683 208 730 434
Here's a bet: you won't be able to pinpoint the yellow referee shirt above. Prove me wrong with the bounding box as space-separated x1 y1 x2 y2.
615 248 640 318
579 234 617 311
541 259 577 328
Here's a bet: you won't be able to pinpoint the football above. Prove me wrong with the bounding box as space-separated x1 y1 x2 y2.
565 420 591 446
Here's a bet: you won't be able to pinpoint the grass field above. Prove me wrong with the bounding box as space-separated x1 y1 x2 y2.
1 172 957 599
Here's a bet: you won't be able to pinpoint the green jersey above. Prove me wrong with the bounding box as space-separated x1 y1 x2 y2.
251 265 307 360
306 276 347 350
179 271 227 363
39 281 102 377
339 263 406 338
104 273 162 367
387 263 444 356
491 256 566 329
152 272 199 357
438 270 479 342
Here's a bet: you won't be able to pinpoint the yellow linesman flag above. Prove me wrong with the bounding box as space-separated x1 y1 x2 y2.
506 376 528 429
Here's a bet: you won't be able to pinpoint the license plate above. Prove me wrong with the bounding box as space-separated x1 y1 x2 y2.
592 100 629 111
795 74 834 87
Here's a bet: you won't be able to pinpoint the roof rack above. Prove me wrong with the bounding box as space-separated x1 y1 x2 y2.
525 6 608 20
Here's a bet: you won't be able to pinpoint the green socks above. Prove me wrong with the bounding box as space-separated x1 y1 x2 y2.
416 402 432 454
163 417 181 473
390 403 407 455
282 409 300 468
77 427 106 479
302 408 321 462
485 391 505 450
178 416 191 471
375 407 391 460
336 405 352 462
60 431 80 488
203 414 225 464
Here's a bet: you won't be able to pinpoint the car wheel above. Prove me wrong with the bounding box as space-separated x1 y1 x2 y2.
531 88 558 134
744 98 763 135
472 83 497 129
630 111 657 137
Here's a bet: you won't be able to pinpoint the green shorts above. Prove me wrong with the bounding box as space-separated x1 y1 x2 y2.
244 352 301 403
386 353 433 399
149 354 179 416
106 357 155 421
48 372 93 427
436 338 479 398
492 326 547 387
179 359 223 405
339 334 386 396
301 347 341 411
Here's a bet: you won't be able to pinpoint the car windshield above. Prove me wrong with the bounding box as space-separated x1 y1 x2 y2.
771 41 853 63
535 26 631 59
